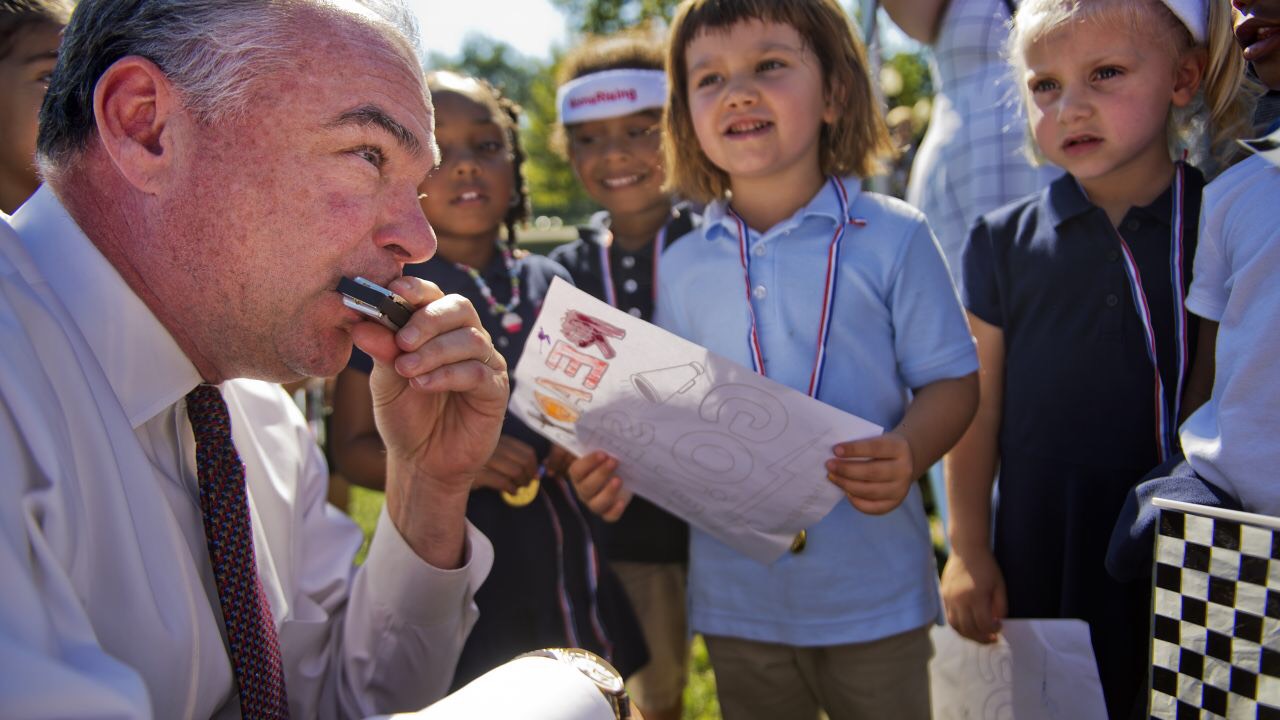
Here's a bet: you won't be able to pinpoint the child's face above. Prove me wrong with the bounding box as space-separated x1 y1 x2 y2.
418 90 515 242
0 22 62 213
566 110 668 218
684 20 835 190
1234 0 1280 89
1022 19 1199 191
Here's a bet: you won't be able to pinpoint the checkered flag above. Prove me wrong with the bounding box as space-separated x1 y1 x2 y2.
1150 499 1280 718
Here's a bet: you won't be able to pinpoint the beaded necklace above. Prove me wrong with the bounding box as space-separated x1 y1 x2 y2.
454 244 523 334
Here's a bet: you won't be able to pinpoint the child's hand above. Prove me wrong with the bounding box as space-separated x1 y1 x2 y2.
826 432 915 515
566 451 632 521
940 545 1007 644
475 435 539 494
545 444 575 479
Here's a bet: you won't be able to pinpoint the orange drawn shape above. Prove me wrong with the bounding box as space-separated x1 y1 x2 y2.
535 391 581 424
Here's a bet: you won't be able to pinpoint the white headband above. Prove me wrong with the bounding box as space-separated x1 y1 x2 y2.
556 69 667 125
1161 0 1207 44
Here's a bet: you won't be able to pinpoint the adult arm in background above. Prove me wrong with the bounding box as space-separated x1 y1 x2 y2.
880 0 951 45
939 312 1008 644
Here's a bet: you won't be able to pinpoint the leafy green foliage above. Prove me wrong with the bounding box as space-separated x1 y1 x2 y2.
549 0 682 35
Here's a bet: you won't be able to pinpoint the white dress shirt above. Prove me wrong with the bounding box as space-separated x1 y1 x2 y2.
0 186 493 719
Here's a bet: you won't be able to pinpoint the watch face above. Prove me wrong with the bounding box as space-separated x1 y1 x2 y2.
552 648 626 695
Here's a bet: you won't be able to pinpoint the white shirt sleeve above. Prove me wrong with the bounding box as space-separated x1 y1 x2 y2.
0 399 154 719
1185 193 1230 322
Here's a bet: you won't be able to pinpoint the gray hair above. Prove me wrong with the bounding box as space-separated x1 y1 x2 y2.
37 0 422 171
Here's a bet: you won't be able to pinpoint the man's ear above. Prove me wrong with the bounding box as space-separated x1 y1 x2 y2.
92 56 181 193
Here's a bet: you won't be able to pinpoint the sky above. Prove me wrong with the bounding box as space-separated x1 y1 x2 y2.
408 0 570 60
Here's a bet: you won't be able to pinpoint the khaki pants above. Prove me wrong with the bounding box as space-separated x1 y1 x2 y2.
612 561 689 714
704 624 933 720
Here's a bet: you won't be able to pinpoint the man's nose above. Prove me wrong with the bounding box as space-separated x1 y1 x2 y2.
378 188 437 264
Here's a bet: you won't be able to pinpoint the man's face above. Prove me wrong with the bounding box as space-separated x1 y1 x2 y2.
0 22 62 214
160 11 437 381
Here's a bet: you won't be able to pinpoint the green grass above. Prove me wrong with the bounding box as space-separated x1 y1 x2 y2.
343 485 721 719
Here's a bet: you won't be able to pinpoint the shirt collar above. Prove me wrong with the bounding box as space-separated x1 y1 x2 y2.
704 176 860 242
10 185 201 428
1042 165 1201 228
1041 173 1095 228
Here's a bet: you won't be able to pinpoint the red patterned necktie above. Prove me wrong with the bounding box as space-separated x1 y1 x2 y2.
186 384 290 719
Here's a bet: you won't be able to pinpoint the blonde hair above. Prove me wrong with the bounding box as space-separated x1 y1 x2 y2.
663 0 895 203
1007 0 1256 170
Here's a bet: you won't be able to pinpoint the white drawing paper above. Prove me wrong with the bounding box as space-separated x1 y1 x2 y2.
509 277 882 564
930 620 1108 720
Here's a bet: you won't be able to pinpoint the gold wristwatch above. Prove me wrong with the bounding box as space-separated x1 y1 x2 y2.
518 648 631 719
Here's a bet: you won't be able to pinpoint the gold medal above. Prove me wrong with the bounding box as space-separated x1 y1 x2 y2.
502 476 540 507
790 529 807 554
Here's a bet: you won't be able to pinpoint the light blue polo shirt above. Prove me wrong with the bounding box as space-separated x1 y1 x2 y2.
654 177 978 646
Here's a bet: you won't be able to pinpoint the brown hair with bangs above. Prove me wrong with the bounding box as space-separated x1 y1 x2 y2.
663 0 895 203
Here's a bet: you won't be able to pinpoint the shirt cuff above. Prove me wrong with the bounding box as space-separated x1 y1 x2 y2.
362 504 494 627
1185 291 1226 323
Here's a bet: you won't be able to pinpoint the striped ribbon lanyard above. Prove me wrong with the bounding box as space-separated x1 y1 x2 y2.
1112 161 1189 462
597 224 669 308
539 476 613 660
731 176 856 398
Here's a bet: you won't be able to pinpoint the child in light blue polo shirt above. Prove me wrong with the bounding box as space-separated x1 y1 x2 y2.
567 0 978 717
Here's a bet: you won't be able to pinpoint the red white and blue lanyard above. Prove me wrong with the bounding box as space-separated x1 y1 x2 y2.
730 176 859 398
1112 162 1190 462
597 224 669 308
540 475 612 660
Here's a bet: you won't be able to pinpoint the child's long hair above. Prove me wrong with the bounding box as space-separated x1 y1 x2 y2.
1007 0 1256 169
425 71 532 249
552 28 665 158
663 0 895 203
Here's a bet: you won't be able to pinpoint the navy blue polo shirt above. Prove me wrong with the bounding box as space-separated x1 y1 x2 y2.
962 167 1204 718
963 167 1204 470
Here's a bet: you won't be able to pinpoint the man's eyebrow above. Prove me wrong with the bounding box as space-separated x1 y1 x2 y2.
328 104 423 156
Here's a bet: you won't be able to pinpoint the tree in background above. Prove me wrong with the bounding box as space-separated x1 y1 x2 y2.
427 36 539 108
549 0 680 35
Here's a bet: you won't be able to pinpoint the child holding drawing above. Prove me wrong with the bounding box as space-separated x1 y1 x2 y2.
547 31 699 720
569 0 978 717
327 71 646 690
940 0 1251 714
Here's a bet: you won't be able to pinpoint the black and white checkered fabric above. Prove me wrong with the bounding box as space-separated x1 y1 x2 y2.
1151 506 1280 718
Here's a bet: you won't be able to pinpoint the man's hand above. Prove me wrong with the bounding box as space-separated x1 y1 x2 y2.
940 545 1007 644
475 435 539 494
351 276 508 566
566 451 631 521
825 432 915 515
